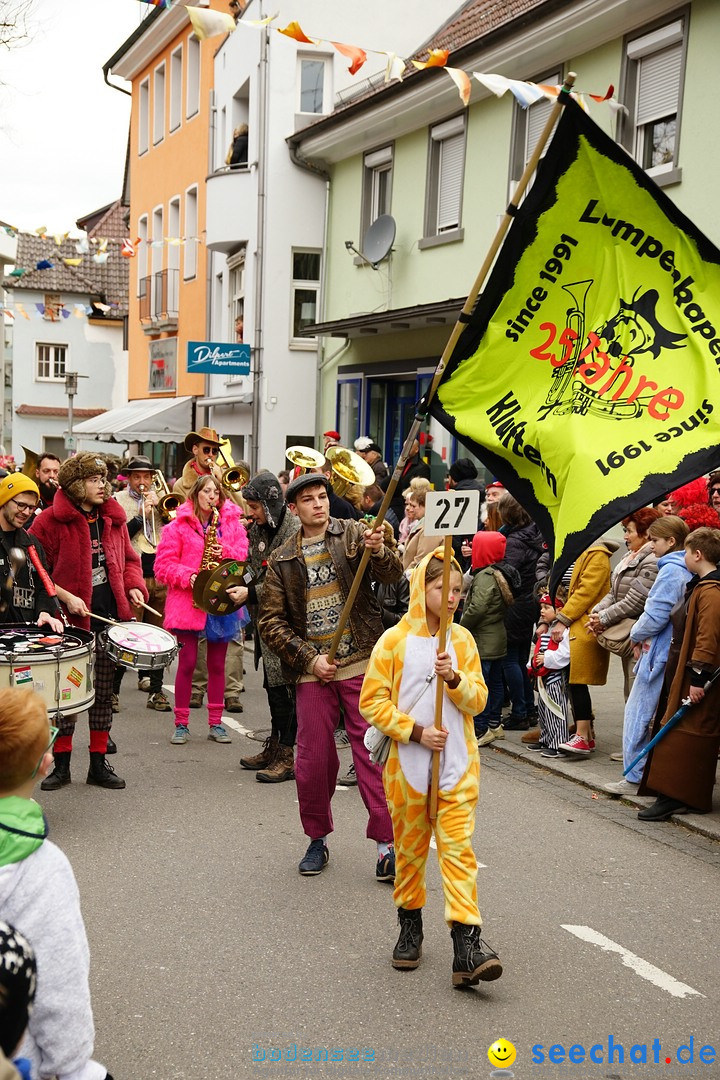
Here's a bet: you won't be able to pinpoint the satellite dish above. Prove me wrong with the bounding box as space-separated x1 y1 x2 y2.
362 214 396 267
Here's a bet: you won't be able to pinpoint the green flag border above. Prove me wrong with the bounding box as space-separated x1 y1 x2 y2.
428 97 720 590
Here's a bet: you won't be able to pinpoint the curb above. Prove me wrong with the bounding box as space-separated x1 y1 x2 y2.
484 736 720 844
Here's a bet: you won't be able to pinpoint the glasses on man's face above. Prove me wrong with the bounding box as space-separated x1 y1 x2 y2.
31 725 59 779
86 476 106 486
9 498 37 516
201 446 218 455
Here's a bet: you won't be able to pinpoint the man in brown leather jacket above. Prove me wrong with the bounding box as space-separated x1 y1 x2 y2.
258 473 402 879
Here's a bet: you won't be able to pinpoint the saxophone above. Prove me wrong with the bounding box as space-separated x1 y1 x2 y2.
199 508 220 571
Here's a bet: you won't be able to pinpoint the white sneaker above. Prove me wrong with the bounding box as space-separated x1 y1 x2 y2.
604 778 639 796
477 726 504 747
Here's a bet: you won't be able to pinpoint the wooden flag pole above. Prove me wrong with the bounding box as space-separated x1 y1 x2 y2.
325 73 577 663
429 536 453 822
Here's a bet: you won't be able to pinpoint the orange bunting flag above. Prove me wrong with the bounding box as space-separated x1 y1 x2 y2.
121 238 140 258
589 84 614 103
330 41 367 76
411 49 449 71
278 21 317 44
445 67 471 107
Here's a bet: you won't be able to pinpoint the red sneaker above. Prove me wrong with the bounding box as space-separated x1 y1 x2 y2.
558 734 594 756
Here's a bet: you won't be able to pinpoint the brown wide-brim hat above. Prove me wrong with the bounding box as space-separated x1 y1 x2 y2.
184 426 223 452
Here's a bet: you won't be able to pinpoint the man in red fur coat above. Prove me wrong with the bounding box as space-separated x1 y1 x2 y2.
31 452 148 791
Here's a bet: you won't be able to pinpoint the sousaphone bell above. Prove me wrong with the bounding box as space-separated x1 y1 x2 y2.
325 445 375 496
286 445 325 473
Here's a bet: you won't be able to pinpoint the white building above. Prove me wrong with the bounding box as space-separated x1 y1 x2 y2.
0 224 16 457
203 0 449 472
3 203 129 461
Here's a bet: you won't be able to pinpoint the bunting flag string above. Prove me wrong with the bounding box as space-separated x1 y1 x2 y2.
2 299 123 321
182 6 627 111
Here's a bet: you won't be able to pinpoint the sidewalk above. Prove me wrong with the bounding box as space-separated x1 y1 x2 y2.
484 662 720 843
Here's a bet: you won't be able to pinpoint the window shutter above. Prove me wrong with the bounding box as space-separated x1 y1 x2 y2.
525 96 554 164
437 132 464 231
636 42 682 126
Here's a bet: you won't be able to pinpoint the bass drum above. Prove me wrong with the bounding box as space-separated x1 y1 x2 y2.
0 624 95 717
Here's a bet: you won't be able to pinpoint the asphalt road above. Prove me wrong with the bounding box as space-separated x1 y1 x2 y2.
36 656 720 1080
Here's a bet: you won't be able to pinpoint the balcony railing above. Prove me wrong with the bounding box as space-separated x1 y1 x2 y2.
139 269 179 330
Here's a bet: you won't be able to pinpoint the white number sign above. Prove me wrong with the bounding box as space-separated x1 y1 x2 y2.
424 489 480 537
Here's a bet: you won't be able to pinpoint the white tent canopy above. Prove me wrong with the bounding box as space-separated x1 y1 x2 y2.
73 397 192 444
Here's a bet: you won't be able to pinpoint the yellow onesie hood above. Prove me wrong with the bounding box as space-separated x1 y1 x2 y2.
404 546 463 637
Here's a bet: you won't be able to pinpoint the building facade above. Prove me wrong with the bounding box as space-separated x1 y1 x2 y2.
290 0 719 477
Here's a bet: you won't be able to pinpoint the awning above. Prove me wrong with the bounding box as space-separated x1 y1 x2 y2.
72 396 193 444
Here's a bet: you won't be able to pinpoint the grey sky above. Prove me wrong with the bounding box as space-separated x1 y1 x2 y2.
0 0 142 233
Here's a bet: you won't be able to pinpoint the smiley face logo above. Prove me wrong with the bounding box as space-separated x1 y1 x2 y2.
488 1039 516 1069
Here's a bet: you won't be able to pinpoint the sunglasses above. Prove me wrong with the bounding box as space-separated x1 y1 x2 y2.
201 446 219 455
31 725 59 779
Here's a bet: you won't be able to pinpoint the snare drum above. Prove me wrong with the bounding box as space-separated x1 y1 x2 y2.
0 624 95 717
104 623 178 671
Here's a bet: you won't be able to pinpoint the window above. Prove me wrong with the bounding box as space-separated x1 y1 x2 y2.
43 293 62 321
184 187 198 280
186 34 200 118
137 214 148 284
167 197 181 314
423 115 466 243
138 78 149 154
170 45 182 132
621 17 686 180
153 62 166 144
298 55 328 114
151 206 163 316
509 69 562 193
361 146 393 236
228 250 245 342
36 343 66 381
290 249 321 344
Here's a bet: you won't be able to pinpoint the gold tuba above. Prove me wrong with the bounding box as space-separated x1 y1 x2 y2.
153 471 185 522
286 445 324 473
325 445 375 496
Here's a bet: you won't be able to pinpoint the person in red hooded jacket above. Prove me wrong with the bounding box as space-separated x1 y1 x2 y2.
30 452 147 791
460 532 521 744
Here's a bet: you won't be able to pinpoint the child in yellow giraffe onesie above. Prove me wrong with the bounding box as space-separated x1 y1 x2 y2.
359 549 503 986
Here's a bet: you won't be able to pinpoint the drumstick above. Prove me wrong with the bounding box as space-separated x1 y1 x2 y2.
89 612 118 627
26 545 68 626
137 601 163 619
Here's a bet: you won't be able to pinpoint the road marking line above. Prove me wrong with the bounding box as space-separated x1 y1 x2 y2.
161 684 252 736
561 925 704 999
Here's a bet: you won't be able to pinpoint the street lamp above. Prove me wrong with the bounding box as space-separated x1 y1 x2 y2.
64 371 88 455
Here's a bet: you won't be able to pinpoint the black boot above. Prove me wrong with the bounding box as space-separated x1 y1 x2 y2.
450 923 503 986
392 907 423 970
106 735 117 755
86 753 126 789
40 751 71 791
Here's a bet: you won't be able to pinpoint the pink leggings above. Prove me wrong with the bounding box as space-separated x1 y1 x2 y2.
174 631 228 726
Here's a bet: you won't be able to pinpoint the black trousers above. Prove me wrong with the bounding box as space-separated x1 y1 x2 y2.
265 680 297 748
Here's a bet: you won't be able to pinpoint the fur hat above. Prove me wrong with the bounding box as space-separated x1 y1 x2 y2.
58 452 110 505
0 474 40 509
242 470 285 529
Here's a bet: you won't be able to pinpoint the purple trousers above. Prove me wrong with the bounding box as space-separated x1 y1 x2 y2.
295 675 393 843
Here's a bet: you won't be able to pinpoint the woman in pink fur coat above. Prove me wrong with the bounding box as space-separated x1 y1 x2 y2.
155 475 248 744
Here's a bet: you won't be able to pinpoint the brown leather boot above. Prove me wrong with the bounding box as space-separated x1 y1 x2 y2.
521 728 541 744
257 745 295 783
240 734 278 771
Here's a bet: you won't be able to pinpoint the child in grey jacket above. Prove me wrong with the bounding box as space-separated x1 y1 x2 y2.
0 688 113 1080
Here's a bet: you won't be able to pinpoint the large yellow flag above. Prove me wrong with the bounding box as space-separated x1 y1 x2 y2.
430 98 720 589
